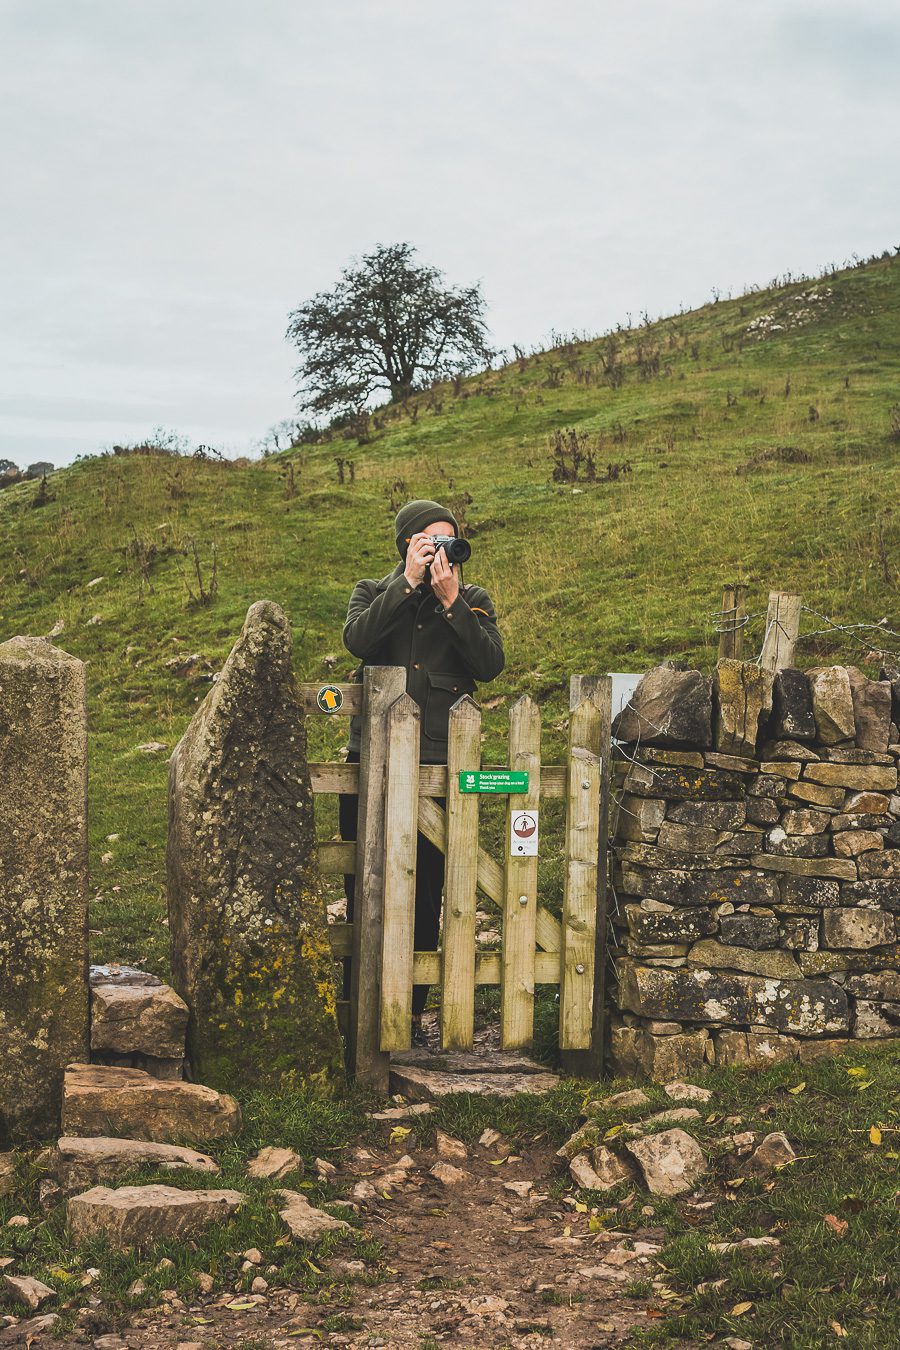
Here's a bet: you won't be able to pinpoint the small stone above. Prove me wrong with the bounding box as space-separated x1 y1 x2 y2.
6 1215 28 1227
314 1157 337 1179
709 1235 781 1253
845 792 891 814
569 1153 605 1190
250 1276 268 1294
155 1257 175 1272
277 1189 350 1240
430 1161 466 1186
2 1275 54 1310
367 1103 433 1121
782 808 831 836
601 1088 651 1112
590 1146 634 1189
478 1128 503 1148
242 1248 263 1265
771 670 817 742
127 1278 146 1297
0 1155 15 1199
90 980 188 1059
247 1147 303 1180
435 1130 467 1163
858 849 900 879
503 1180 533 1197
625 1128 707 1196
747 1131 796 1174
664 1081 713 1103
853 1001 900 1037
196 1272 214 1293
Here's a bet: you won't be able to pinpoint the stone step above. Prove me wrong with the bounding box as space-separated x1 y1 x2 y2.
67 1183 244 1250
52 1135 220 1192
62 1064 241 1146
390 1063 560 1100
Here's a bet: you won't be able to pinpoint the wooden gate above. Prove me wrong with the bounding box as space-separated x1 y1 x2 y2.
303 666 613 1090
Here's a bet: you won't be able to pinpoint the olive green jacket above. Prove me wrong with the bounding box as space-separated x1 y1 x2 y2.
343 561 504 760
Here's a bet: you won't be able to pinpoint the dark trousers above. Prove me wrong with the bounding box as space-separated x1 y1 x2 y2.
340 751 444 1016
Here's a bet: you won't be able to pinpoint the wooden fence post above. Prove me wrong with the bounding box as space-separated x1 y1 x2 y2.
349 665 406 1089
501 695 541 1049
718 583 748 660
564 674 613 1078
760 591 802 673
441 696 481 1050
379 694 421 1052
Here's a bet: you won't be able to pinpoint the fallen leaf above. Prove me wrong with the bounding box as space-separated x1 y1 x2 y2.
870 1125 882 1146
731 1300 754 1316
389 1125 412 1143
574 1201 588 1213
226 1301 257 1311
788 1082 806 1095
847 1067 867 1077
305 1258 324 1274
824 1214 848 1239
855 1080 874 1091
830 1322 848 1338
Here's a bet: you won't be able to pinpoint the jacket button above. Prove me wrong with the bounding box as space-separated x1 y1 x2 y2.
417 623 423 629
413 663 420 669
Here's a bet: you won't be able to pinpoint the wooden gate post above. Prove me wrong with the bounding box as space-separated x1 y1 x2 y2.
349 665 406 1089
718 583 748 660
501 695 541 1049
562 674 613 1078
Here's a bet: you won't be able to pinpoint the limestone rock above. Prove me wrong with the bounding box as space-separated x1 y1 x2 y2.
667 800 746 830
808 667 856 745
846 668 892 753
612 665 712 748
664 1081 713 1103
389 1064 560 1099
67 1184 243 1249
167 600 343 1093
853 1001 900 1037
845 971 900 1000
781 875 841 908
91 980 188 1060
771 670 817 742
719 913 780 949
597 1088 651 1112
61 1064 241 1145
625 904 716 945
714 1029 797 1068
788 780 846 808
246 1146 303 1180
2 1274 54 1310
782 808 831 835
656 821 720 853
833 830 884 858
803 761 898 792
0 637 89 1139
746 1131 796 1174
842 879 900 912
570 1148 631 1191
277 1188 350 1240
54 1136 219 1191
620 865 779 908
857 849 900 879
617 960 849 1035
625 1128 706 1196
714 660 773 758
750 854 857 881
687 940 801 979
615 795 666 842
0 1153 15 1197
429 1161 466 1186
822 908 895 950
608 1025 710 1081
435 1130 467 1162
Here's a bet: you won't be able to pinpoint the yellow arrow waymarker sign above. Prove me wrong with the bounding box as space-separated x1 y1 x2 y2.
316 684 344 713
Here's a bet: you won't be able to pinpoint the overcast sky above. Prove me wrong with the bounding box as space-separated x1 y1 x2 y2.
1 1 898 468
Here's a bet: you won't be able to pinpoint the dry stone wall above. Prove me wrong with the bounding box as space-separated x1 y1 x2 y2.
609 660 900 1078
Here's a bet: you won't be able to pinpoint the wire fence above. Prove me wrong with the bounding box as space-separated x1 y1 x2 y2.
709 601 900 663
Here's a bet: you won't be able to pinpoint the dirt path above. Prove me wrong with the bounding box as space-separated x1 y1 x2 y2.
32 1134 668 1350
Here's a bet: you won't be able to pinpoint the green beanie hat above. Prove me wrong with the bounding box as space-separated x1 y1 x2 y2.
394 499 459 558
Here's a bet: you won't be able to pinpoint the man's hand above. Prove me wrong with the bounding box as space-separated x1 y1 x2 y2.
430 545 460 609
404 532 435 588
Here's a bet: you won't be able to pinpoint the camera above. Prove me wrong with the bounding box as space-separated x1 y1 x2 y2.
430 534 471 565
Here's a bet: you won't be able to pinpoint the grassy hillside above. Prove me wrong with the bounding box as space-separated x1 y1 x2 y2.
1 254 898 975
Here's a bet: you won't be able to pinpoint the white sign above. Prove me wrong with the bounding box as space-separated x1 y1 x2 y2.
510 809 539 856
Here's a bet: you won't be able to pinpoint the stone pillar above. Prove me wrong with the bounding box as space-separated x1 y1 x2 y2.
167 601 344 1095
0 637 89 1141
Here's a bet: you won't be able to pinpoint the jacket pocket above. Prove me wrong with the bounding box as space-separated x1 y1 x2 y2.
423 671 475 743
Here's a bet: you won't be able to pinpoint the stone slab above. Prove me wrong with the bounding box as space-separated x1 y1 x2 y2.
389 1065 560 1100
67 1183 243 1250
61 1064 241 1145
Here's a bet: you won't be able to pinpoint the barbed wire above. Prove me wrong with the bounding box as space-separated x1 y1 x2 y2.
708 600 900 661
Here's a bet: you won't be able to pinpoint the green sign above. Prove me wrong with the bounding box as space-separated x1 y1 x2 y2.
458 770 529 795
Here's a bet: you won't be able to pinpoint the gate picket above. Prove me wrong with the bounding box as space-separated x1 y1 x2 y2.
378 694 421 1051
500 695 541 1049
440 697 482 1050
559 694 602 1050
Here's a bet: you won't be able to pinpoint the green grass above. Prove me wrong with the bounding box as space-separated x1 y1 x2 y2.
1 253 898 976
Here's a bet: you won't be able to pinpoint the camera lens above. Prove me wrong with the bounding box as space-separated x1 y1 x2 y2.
445 538 471 564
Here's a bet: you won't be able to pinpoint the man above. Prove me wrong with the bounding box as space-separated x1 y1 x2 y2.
339 499 504 1045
